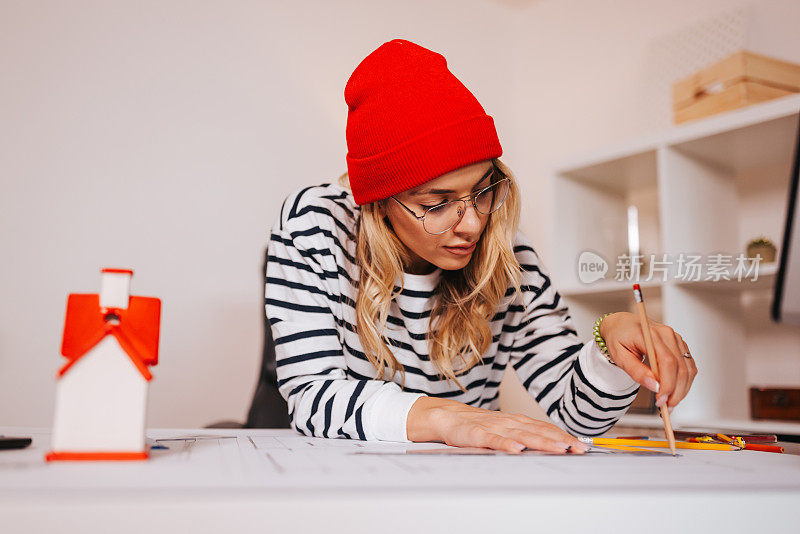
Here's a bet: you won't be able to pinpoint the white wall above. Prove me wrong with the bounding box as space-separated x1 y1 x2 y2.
2 0 799 428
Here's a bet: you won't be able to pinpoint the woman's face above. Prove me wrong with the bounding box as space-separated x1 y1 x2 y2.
382 160 494 274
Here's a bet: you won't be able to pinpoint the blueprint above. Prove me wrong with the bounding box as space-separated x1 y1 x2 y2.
1 428 799 492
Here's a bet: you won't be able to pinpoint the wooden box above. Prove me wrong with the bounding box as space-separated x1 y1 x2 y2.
672 51 800 124
750 388 800 422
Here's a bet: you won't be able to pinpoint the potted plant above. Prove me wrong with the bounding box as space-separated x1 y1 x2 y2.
746 237 777 263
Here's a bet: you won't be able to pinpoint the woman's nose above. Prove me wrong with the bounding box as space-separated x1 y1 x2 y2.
452 202 483 234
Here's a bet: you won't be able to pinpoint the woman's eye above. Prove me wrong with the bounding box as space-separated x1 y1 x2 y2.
420 201 446 209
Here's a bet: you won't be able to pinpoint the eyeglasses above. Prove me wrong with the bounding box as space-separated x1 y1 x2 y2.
391 172 511 235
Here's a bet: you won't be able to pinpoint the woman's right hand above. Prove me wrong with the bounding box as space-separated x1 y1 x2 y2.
406 396 590 454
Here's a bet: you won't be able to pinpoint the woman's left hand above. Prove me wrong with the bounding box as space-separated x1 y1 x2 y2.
599 312 698 412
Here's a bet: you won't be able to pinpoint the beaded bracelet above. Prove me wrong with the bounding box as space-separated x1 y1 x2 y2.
592 313 615 366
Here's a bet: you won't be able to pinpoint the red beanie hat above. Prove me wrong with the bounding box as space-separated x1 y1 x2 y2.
345 39 503 205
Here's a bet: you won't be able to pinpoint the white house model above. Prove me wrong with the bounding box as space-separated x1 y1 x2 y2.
47 268 161 461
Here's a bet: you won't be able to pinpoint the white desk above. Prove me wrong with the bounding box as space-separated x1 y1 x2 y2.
2 427 800 533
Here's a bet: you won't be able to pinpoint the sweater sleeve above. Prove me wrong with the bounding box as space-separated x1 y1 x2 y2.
507 238 640 437
265 190 424 442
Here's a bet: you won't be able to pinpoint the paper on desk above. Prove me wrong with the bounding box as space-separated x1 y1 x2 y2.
1 428 799 493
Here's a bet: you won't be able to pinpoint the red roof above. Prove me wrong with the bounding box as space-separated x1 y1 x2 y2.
101 268 134 275
59 294 161 381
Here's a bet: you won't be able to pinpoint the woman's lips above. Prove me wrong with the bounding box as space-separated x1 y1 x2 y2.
443 242 477 255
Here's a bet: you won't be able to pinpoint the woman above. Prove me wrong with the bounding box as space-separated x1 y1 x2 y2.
265 39 697 454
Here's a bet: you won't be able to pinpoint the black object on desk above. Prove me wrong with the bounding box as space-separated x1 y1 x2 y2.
0 436 32 449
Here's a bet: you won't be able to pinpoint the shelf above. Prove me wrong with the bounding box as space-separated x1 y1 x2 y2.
559 263 778 298
672 262 779 291
670 113 799 174
553 92 800 424
560 149 657 194
553 93 800 176
665 93 800 162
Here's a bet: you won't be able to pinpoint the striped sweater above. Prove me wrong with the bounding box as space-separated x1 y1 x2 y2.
265 182 639 443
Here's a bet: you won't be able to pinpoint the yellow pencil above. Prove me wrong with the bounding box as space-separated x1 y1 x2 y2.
716 433 733 443
580 437 738 451
633 284 678 456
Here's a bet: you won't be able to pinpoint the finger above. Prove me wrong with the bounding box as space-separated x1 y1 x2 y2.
675 334 698 392
607 339 660 393
657 329 690 408
506 415 587 451
650 327 680 406
472 427 526 453
505 414 581 443
506 413 576 441
504 429 578 454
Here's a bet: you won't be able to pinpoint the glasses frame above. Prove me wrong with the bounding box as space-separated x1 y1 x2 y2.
390 172 512 235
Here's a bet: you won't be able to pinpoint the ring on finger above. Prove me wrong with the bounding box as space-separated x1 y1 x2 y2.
682 352 692 359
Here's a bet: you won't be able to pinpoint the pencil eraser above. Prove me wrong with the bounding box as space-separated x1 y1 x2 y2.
633 284 640 290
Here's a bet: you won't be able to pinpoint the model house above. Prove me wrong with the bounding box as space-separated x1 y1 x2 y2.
46 268 161 461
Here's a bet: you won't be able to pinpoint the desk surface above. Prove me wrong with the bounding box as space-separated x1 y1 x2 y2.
3 427 800 532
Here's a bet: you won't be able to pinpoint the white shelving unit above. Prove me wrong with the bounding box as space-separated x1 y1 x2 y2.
551 94 800 432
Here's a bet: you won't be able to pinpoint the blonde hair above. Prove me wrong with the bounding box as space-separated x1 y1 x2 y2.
338 159 523 390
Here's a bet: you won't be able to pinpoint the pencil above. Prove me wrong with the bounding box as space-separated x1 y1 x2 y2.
718 433 784 453
579 437 737 451
633 284 678 456
716 433 734 443
740 443 785 453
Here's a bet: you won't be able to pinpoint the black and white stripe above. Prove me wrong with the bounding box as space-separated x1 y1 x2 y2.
265 182 639 442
